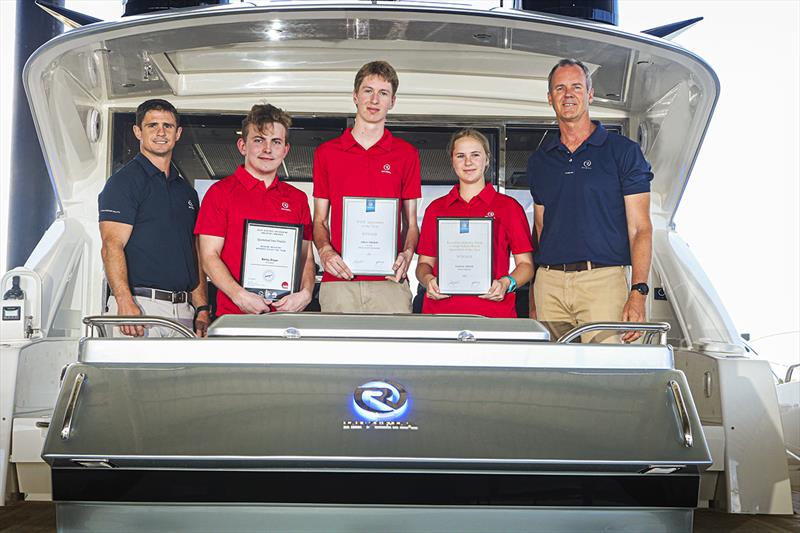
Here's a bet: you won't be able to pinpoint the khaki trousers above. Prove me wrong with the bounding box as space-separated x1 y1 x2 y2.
533 265 629 343
319 281 413 314
107 295 194 338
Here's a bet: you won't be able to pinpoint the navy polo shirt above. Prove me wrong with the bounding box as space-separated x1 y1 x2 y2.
527 121 653 266
98 153 199 292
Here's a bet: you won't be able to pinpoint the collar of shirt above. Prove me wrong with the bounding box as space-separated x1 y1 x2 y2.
340 127 394 152
134 152 181 181
233 165 282 192
542 120 608 153
444 181 497 207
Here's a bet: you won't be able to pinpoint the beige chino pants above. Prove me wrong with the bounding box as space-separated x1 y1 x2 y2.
319 280 413 314
533 265 629 344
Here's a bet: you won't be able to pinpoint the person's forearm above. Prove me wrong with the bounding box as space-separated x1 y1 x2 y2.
101 243 134 303
313 219 334 254
402 224 419 258
300 245 316 294
191 244 209 307
201 253 245 302
508 262 534 287
415 262 434 287
629 228 652 285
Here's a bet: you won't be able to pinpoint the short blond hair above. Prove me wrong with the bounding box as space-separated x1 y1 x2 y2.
447 128 491 160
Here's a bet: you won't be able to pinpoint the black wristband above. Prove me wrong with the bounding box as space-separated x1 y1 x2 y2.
194 305 210 319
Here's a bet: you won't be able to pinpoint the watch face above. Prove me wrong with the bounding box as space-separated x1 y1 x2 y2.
633 283 649 295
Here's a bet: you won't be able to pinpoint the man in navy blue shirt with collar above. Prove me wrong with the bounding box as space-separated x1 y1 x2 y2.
98 99 209 337
527 59 653 343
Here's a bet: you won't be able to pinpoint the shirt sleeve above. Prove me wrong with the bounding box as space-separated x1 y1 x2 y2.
506 197 534 255
619 141 654 196
98 173 138 224
401 147 422 200
312 146 329 200
526 153 543 205
193 182 227 237
299 193 313 241
416 205 438 258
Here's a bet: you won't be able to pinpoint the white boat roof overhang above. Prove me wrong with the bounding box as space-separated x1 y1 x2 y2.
24 2 719 222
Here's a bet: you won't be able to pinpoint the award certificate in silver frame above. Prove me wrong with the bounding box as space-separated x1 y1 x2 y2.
437 217 493 295
341 197 399 276
240 220 303 300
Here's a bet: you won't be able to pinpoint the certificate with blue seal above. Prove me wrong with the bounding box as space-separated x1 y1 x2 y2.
437 217 493 295
341 197 399 276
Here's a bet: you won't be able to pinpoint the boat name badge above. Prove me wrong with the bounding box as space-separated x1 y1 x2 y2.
343 380 417 431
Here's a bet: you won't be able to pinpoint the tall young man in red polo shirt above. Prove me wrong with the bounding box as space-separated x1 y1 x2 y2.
313 61 422 313
195 104 316 316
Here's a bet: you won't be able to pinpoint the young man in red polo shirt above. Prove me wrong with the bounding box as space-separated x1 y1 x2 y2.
313 60 422 313
195 104 316 316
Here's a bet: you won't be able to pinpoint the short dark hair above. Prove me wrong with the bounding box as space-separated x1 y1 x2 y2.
135 99 179 128
241 104 292 142
353 60 399 95
547 58 593 92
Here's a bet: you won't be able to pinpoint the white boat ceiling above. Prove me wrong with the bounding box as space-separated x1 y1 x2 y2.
23 2 718 222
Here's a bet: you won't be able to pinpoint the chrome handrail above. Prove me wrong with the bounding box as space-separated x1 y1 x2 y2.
60 372 86 440
785 363 800 383
556 321 671 345
669 379 693 448
82 316 195 338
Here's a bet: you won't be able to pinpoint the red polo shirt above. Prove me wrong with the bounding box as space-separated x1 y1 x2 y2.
417 183 533 318
313 128 421 282
194 166 312 316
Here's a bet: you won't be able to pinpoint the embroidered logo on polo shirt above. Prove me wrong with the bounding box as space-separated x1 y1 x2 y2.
381 164 392 174
582 160 592 169
187 200 195 210
281 202 292 212
486 211 495 218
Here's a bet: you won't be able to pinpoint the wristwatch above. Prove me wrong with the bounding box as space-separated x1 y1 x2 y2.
501 275 517 294
631 283 649 296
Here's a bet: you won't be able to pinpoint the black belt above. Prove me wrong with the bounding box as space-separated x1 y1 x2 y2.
131 287 190 304
540 261 619 272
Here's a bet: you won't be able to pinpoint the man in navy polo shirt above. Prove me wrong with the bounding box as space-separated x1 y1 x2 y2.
98 99 209 337
527 59 653 343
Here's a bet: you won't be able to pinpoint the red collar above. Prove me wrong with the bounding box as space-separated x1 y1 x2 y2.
234 165 282 192
445 181 496 207
340 127 393 152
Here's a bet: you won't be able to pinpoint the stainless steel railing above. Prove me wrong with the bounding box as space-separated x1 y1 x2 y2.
557 321 671 345
82 316 195 338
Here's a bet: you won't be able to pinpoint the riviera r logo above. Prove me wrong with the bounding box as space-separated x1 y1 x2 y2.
353 380 408 420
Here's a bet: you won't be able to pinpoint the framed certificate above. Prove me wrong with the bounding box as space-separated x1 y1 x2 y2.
437 217 493 295
240 220 303 300
341 197 399 276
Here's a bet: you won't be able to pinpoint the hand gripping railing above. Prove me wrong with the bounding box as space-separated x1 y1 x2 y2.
82 316 195 338
556 321 671 345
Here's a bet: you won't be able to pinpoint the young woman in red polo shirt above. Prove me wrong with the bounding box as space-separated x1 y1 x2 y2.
415 129 534 318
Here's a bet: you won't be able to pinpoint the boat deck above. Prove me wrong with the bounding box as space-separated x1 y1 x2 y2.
2 496 798 533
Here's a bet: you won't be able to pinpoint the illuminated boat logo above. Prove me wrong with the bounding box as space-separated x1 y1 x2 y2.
353 380 408 421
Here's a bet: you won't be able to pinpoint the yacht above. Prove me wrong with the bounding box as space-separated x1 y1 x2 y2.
0 1 796 531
